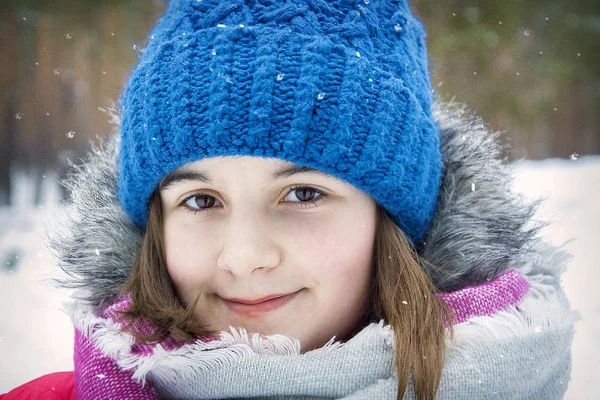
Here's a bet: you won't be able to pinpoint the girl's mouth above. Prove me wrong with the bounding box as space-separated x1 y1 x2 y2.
222 290 303 316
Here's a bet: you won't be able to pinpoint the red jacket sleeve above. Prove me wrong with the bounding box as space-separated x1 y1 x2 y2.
0 372 76 400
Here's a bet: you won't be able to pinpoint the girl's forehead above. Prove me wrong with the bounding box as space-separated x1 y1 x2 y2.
180 156 340 183
186 155 295 169
161 156 351 191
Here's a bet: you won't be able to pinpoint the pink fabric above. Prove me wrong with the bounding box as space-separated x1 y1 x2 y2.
73 329 159 400
438 269 531 325
72 269 531 397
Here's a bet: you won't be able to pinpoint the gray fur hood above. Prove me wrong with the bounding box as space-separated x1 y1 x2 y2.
48 101 554 311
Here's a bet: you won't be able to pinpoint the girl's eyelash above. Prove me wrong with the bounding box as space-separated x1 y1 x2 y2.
179 186 328 216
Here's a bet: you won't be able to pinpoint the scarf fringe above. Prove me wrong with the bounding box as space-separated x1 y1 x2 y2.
66 298 395 385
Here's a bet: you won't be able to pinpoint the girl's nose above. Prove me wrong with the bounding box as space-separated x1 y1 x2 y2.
216 210 281 278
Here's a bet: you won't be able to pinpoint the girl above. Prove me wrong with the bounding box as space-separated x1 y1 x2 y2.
2 0 579 399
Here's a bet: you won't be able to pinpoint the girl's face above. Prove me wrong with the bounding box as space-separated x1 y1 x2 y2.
160 156 377 352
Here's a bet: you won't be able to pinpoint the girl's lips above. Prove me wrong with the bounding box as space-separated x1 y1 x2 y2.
223 290 302 317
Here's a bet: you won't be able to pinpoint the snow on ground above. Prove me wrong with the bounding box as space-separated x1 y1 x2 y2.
512 155 599 399
0 156 598 397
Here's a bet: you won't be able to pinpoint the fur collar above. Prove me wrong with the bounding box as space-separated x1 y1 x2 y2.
47 101 545 311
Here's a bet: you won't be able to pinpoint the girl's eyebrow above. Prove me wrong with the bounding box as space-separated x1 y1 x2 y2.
159 164 328 191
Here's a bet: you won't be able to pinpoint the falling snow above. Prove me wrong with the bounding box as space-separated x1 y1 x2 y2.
471 182 476 191
570 153 579 161
212 49 217 56
276 73 284 81
95 249 100 256
15 113 22 120
54 69 61 75
356 51 361 57
96 374 106 379
316 93 325 100
394 24 402 32
65 32 73 39
66 131 75 139
535 326 542 333
524 30 531 36
217 24 227 28
401 301 408 305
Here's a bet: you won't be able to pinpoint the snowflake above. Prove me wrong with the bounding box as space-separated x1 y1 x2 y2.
316 93 325 100
471 182 476 192
65 32 73 39
15 113 23 120
54 69 61 75
355 51 361 58
401 301 408 305
276 73 284 81
523 29 531 36
570 152 579 161
394 24 402 32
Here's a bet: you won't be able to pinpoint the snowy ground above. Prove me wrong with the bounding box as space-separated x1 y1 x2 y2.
0 156 598 397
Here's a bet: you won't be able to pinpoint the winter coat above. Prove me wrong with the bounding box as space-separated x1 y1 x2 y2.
0 372 75 400
2 103 579 399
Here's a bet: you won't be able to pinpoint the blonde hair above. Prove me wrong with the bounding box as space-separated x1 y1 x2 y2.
120 189 454 400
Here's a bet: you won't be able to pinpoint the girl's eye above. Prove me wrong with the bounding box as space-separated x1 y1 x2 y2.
179 186 327 215
183 194 221 213
283 186 326 208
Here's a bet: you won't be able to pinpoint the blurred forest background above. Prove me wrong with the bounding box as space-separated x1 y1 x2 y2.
0 0 598 206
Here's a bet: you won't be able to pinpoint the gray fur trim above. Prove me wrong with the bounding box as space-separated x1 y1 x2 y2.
420 101 548 291
45 101 549 309
45 133 143 311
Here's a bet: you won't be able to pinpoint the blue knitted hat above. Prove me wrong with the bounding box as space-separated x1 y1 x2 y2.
118 0 442 245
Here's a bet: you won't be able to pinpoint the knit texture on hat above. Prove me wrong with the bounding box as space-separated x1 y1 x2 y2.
118 0 442 245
